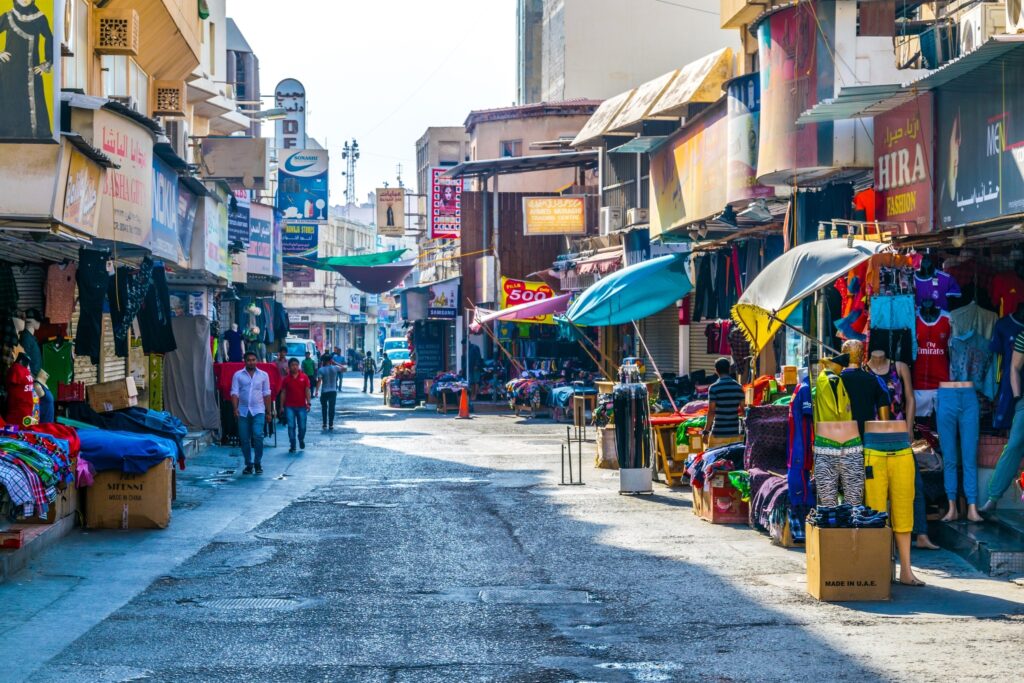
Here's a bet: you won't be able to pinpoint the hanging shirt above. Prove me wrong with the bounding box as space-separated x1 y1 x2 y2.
949 300 998 339
949 331 996 399
787 376 815 508
913 312 952 390
41 341 73 394
5 363 36 426
45 262 77 325
840 367 889 435
914 271 961 311
990 316 1024 429
991 271 1024 317
813 370 852 423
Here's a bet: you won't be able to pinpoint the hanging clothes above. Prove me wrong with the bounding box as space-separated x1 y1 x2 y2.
45 262 77 325
74 248 110 365
41 341 73 394
788 376 815 507
990 314 1024 429
108 258 154 358
692 255 714 322
137 264 177 354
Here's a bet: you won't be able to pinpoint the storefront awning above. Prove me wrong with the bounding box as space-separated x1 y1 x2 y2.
475 293 572 325
571 90 637 148
647 47 734 119
332 262 416 295
574 248 623 275
442 151 598 180
564 253 692 327
732 239 891 354
798 36 1024 124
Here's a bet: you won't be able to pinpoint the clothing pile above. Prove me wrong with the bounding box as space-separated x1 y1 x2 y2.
66 404 188 468
807 504 890 529
0 425 76 519
505 377 550 409
549 384 596 409
431 372 467 396
685 443 745 489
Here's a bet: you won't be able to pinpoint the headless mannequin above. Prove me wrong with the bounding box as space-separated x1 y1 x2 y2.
815 356 863 503
865 419 922 585
917 254 936 280
937 378 984 524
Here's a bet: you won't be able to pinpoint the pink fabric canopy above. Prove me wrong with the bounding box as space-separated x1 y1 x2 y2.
474 293 572 325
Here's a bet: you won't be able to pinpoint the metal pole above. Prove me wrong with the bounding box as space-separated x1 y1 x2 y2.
566 426 574 483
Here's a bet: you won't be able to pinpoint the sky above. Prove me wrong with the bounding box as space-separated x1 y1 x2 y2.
228 0 517 206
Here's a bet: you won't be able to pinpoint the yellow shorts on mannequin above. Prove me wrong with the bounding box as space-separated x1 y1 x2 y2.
863 448 915 533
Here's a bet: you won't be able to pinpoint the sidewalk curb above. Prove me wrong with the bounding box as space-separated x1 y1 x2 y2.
0 515 77 584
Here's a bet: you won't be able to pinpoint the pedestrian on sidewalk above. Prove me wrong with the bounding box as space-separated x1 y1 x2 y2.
379 353 393 383
282 358 311 452
274 349 289 425
317 353 340 431
703 357 746 449
362 351 377 393
332 346 346 391
230 351 273 475
302 351 318 398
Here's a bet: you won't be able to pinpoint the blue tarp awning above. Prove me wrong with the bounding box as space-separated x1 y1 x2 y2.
563 253 692 327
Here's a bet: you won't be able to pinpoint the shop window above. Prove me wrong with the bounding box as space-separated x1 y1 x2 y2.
61 0 90 90
234 59 247 100
101 54 128 97
500 140 522 158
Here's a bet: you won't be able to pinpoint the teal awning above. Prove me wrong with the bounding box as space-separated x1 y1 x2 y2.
564 254 692 327
284 248 408 270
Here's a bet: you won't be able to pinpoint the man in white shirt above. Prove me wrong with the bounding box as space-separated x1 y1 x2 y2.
230 351 273 474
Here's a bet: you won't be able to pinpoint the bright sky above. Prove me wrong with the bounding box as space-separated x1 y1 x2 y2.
229 0 517 206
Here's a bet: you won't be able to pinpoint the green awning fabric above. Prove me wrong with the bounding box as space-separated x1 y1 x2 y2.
284 249 408 270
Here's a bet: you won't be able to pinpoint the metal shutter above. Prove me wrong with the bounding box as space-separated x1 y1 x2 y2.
640 304 679 377
100 313 126 382
70 307 98 386
14 264 44 312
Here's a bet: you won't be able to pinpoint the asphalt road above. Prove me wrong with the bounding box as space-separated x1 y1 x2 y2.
3 376 1024 682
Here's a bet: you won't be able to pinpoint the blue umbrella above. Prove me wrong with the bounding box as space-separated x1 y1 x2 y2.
564 253 692 327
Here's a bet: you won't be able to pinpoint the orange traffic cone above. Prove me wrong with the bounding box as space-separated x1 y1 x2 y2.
455 388 471 419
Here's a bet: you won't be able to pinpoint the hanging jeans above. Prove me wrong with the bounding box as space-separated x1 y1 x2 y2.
74 249 110 364
986 398 1024 504
813 436 864 506
286 406 307 449
238 413 264 467
936 386 980 504
320 391 337 428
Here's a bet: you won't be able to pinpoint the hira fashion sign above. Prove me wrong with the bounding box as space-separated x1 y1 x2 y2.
874 93 934 234
376 187 405 237
277 148 329 221
274 78 306 150
430 168 462 239
0 0 63 143
522 196 587 236
937 58 1024 227
501 277 555 325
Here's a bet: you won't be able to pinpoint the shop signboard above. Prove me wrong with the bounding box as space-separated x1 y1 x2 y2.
500 277 555 324
95 108 154 245
274 78 307 150
937 63 1024 227
755 1 837 184
176 183 199 264
430 167 462 239
277 149 329 221
427 279 458 319
282 222 319 258
247 202 274 276
193 194 229 280
522 196 587 236
230 251 248 284
376 187 406 237
151 156 181 263
650 104 728 237
168 291 206 317
336 286 361 316
228 189 251 247
726 72 774 204
61 146 102 235
875 93 934 234
0 0 63 144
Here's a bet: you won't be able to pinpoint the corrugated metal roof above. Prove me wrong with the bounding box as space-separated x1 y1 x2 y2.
441 151 598 179
798 35 1024 124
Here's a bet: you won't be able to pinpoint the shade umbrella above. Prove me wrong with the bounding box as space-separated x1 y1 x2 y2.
475 293 572 326
284 248 408 270
732 238 891 354
332 261 416 295
564 254 692 327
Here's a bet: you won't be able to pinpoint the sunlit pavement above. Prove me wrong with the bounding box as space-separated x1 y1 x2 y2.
3 375 1023 682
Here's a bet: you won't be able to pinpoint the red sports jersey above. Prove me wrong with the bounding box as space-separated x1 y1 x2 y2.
913 312 951 390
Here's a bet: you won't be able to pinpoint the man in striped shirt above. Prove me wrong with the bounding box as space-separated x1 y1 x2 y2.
703 357 746 448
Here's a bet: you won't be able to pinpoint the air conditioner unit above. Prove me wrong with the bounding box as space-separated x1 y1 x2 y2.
1008 0 1024 33
94 8 140 56
164 120 190 160
108 95 140 113
599 206 624 236
960 3 1006 56
626 207 649 227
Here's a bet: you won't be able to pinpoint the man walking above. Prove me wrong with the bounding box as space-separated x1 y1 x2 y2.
301 351 318 398
362 351 377 393
282 358 311 453
317 353 341 431
274 349 289 425
230 351 273 475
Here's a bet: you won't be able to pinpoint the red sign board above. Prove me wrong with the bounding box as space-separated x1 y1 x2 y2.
874 93 934 234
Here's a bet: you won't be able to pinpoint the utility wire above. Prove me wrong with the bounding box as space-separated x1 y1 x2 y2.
652 0 720 17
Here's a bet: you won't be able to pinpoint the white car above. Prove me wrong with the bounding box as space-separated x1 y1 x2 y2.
385 348 411 363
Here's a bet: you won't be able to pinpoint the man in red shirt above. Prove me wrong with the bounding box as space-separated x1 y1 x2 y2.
281 358 311 453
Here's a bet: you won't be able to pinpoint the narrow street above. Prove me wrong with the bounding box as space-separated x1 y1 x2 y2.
0 376 1019 683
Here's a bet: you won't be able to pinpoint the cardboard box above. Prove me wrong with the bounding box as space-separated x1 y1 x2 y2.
17 484 78 525
697 473 750 524
87 377 139 413
85 458 173 529
806 525 893 601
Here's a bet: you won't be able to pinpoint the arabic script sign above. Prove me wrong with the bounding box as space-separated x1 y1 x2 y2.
874 93 934 234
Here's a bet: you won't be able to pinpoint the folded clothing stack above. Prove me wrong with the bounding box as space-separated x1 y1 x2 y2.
807 503 889 529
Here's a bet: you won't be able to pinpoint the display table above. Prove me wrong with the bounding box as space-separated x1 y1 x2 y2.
650 414 688 486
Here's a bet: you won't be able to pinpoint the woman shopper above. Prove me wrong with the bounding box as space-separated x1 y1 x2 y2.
281 358 311 452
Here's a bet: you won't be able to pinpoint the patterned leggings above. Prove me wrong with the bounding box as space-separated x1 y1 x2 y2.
813 436 864 506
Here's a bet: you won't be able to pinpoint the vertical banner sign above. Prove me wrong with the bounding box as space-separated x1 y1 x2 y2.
274 78 306 150
277 149 329 220
376 187 406 237
151 156 181 263
0 0 62 143
247 203 274 276
97 109 153 245
228 189 251 247
501 277 555 324
430 167 462 239
726 72 774 204
272 209 284 279
874 93 934 234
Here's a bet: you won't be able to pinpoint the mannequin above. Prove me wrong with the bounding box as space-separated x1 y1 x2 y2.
913 301 952 418
914 254 961 311
864 418 924 586
813 354 865 506
224 323 244 363
5 352 37 426
839 340 889 436
20 311 42 376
